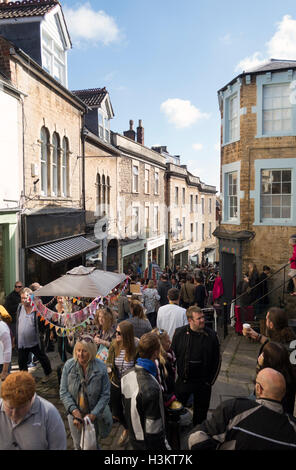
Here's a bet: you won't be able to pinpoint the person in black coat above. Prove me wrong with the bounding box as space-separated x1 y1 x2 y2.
4 281 23 342
157 274 172 306
172 306 221 426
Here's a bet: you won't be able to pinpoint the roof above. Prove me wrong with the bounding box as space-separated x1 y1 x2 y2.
250 59 296 73
0 0 59 19
72 88 108 108
218 59 296 94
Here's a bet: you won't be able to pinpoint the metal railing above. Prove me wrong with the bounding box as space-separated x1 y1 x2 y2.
222 262 295 338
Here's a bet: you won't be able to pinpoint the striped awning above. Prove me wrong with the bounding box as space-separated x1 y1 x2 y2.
30 236 99 264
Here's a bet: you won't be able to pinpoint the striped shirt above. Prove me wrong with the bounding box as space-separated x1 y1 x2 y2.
115 349 134 379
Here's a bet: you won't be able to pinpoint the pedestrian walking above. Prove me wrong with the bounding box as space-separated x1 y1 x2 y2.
172 305 221 426
16 288 53 383
157 288 188 341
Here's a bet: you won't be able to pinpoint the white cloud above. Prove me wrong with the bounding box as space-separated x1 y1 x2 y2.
235 52 267 73
64 3 121 45
235 15 296 73
267 15 296 59
192 143 203 151
160 98 210 129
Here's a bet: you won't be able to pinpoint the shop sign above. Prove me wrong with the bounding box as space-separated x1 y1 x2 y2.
146 235 165 252
122 239 145 257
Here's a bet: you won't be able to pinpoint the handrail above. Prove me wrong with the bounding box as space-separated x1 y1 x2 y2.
232 261 291 306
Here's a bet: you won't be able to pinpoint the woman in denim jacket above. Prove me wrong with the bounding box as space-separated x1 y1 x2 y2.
60 335 112 449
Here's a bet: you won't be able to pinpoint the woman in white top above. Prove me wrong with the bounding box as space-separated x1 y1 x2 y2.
0 311 12 381
106 320 138 446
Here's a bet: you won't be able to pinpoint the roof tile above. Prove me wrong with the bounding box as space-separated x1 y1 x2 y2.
0 0 59 19
72 87 108 108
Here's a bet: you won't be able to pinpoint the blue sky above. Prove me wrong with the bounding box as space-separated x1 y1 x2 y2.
62 0 296 192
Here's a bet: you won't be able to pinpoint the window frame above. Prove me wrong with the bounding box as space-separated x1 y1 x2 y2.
222 80 241 146
256 71 296 138
222 161 242 224
252 158 296 226
132 162 139 193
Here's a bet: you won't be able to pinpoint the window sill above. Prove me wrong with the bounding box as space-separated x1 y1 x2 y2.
222 138 240 147
255 132 295 139
254 219 294 226
222 219 240 225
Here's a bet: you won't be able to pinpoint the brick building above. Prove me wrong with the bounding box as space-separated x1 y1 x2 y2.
216 59 296 303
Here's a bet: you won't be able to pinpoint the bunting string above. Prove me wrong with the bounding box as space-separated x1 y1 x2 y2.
30 277 129 337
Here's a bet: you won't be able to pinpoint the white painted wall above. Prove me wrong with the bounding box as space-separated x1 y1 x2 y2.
0 88 20 209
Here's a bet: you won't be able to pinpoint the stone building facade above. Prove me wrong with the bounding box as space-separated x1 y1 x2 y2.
161 148 217 268
217 59 296 303
0 1 98 287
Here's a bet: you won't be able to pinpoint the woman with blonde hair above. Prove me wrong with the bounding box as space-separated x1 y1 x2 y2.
60 334 112 450
127 300 152 338
106 321 138 446
142 279 160 328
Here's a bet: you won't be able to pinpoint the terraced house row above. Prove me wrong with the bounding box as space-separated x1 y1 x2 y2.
0 0 217 301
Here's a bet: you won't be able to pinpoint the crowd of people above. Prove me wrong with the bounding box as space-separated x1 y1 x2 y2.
0 261 296 450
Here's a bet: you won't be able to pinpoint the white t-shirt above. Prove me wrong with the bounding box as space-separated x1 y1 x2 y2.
157 303 188 340
0 321 12 365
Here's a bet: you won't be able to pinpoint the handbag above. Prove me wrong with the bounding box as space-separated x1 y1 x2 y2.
96 344 109 363
80 416 97 450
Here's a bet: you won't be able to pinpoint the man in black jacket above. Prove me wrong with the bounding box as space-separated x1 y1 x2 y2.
188 368 296 450
172 306 221 426
121 332 170 450
4 281 23 342
157 274 172 306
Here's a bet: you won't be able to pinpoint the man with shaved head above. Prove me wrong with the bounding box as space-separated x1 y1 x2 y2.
188 367 296 450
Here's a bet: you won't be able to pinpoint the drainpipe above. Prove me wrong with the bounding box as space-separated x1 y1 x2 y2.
81 125 87 212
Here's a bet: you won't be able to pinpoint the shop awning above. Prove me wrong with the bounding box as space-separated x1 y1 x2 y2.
30 236 99 264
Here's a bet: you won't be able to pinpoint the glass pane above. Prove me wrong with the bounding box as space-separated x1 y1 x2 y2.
282 207 291 218
282 183 291 194
261 195 271 206
261 206 272 218
282 195 291 206
282 170 291 182
272 171 281 182
272 207 281 218
271 183 281 194
272 195 281 207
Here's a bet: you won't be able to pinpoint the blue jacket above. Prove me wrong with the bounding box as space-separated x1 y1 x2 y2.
60 357 112 438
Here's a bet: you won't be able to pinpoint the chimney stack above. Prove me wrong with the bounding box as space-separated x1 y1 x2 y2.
123 119 136 141
136 119 144 145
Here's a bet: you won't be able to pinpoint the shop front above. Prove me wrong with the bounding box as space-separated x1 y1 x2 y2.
23 208 99 286
121 238 146 275
146 235 165 270
171 242 190 268
0 211 19 303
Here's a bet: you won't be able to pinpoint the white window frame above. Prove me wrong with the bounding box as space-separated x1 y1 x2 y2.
175 186 179 206
222 161 242 224
41 30 66 86
132 162 139 193
40 127 48 196
145 168 150 194
132 205 140 236
154 205 159 235
154 169 159 195
252 158 296 226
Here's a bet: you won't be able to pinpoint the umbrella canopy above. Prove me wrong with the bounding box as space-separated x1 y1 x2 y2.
34 266 127 298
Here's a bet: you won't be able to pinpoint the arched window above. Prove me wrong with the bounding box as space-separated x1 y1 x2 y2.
107 176 110 206
62 137 69 197
52 133 59 196
102 175 106 215
96 173 101 216
40 127 49 195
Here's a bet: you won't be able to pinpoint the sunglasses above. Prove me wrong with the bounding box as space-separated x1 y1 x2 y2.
78 336 94 343
158 329 165 335
115 330 121 336
15 285 23 289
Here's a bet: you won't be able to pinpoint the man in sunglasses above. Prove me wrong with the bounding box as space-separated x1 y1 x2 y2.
188 368 296 450
4 281 23 344
172 305 221 427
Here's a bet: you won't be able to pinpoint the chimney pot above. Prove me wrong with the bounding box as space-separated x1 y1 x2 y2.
124 119 136 141
136 119 144 145
129 119 134 130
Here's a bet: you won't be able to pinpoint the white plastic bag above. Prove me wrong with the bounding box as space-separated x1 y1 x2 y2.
80 416 97 450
